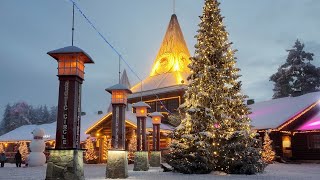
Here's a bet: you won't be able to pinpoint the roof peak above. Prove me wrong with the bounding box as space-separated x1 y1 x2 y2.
149 14 191 76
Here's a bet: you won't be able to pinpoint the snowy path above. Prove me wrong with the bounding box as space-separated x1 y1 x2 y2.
0 163 319 180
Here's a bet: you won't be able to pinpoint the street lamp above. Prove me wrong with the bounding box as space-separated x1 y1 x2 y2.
132 101 150 171
105 83 132 178
46 46 94 180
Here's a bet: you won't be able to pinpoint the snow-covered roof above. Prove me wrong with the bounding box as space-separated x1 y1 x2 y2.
125 111 173 131
130 72 189 94
249 91 320 130
47 46 94 63
86 110 174 134
132 101 151 108
0 113 103 142
105 83 132 94
297 110 320 130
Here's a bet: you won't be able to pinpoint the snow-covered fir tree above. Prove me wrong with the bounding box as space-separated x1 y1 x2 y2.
168 113 182 127
166 0 265 174
0 102 58 135
270 39 320 99
261 131 275 164
84 138 97 162
18 141 29 162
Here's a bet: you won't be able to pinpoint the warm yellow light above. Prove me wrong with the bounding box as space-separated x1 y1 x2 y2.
152 117 161 124
57 55 85 78
282 136 291 148
111 90 127 104
136 107 148 117
4 143 8 147
96 133 100 137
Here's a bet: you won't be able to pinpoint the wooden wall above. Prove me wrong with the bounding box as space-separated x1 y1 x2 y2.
292 132 320 160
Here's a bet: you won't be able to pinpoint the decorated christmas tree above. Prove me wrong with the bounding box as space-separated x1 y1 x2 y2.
167 0 264 174
18 141 29 162
127 130 137 163
103 138 111 161
84 138 97 162
261 132 275 164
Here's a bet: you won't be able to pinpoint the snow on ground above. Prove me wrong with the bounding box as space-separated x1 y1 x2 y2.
0 163 320 180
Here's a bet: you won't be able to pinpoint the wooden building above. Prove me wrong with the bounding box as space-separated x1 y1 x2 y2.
249 92 320 160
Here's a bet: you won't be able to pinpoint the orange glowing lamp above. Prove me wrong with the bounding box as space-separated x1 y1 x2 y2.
48 46 94 79
106 84 132 104
133 101 151 117
149 112 163 125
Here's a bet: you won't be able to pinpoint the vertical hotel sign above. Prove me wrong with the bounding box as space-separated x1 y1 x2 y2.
62 81 69 145
75 83 81 148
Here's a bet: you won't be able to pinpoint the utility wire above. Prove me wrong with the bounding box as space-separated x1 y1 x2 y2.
68 0 173 114
69 0 142 82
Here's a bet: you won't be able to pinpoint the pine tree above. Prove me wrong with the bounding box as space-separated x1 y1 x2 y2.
84 138 97 162
127 130 137 162
167 0 264 174
0 104 12 135
49 106 58 123
270 39 320 99
261 132 275 164
19 141 29 162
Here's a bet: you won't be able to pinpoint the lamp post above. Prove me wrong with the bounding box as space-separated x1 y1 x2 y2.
45 46 94 180
149 112 163 167
105 84 132 179
132 101 150 171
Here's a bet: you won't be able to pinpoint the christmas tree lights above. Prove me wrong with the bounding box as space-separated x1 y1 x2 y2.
84 138 97 162
18 141 29 162
0 143 4 153
262 132 276 164
166 0 265 174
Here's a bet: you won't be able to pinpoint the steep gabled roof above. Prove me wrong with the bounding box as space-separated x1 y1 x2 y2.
130 14 191 94
85 111 173 135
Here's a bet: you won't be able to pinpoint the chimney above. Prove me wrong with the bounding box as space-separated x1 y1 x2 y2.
247 99 255 105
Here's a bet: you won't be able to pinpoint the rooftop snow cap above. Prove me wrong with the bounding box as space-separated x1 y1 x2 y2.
132 101 151 108
105 83 132 94
47 46 94 63
149 111 164 117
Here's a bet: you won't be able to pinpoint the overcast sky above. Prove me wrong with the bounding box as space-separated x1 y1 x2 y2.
1 0 320 116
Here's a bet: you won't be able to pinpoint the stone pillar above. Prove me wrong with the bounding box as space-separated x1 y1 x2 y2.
46 150 84 180
106 150 128 178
